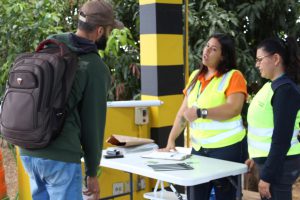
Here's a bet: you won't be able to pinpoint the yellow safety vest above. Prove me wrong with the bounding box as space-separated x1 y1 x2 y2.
247 82 300 158
187 69 246 150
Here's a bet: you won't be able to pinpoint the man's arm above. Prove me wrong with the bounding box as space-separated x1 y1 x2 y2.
80 58 111 198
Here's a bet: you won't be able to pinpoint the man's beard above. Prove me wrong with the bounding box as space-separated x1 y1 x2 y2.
95 35 107 50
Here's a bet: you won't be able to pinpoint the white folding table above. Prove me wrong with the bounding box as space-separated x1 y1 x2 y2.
99 150 248 200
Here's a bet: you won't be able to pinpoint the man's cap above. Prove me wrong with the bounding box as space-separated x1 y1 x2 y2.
79 0 123 29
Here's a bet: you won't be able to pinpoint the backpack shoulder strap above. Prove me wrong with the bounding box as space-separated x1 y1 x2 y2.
37 38 79 105
36 39 70 55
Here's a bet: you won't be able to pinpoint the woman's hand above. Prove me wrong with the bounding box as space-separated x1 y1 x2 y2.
159 96 188 152
245 159 255 173
158 140 176 152
183 107 198 122
258 180 271 199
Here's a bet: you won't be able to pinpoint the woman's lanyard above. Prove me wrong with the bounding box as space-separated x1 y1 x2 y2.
193 75 215 106
192 82 202 107
195 82 201 101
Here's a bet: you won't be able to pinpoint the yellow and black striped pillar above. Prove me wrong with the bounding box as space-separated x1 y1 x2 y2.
139 0 184 148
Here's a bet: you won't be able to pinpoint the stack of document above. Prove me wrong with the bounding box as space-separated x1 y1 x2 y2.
141 151 191 161
147 163 193 171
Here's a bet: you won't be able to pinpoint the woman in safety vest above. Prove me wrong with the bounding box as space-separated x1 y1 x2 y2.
246 37 300 200
161 33 248 200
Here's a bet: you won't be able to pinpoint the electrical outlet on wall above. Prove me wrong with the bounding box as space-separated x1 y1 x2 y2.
135 107 149 125
124 181 130 193
140 178 146 190
136 176 146 191
112 182 124 195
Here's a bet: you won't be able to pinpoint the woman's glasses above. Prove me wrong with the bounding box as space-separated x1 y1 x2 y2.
255 54 273 64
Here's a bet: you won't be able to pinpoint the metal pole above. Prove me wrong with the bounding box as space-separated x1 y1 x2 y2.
130 173 133 200
184 0 190 148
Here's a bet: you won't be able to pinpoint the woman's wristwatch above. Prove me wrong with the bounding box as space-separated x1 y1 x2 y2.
196 108 208 119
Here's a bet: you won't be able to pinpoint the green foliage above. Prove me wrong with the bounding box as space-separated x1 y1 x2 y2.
236 0 300 41
2 196 10 200
109 0 140 42
100 28 141 100
0 0 139 101
1 0 299 100
188 0 300 94
96 167 102 177
0 0 69 94
188 0 255 81
105 0 141 100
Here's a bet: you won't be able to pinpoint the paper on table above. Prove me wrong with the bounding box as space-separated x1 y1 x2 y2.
106 143 159 154
141 151 191 161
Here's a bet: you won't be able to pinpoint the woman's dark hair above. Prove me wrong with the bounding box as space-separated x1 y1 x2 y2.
187 33 237 91
257 37 300 83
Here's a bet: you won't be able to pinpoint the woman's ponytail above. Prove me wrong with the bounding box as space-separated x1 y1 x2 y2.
285 37 300 84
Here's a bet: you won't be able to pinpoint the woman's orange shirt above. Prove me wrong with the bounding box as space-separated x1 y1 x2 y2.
183 71 247 98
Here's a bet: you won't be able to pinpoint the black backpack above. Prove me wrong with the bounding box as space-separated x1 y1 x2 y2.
0 39 78 149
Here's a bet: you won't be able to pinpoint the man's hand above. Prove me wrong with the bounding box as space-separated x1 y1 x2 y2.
245 159 255 173
83 176 100 200
183 107 198 122
258 179 271 199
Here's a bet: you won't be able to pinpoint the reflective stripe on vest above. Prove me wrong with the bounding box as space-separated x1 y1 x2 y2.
248 126 299 152
187 70 245 149
248 136 299 152
248 126 299 137
191 119 243 130
217 72 229 91
191 125 244 145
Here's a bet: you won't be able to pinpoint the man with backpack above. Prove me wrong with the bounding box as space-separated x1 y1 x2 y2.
16 1 121 199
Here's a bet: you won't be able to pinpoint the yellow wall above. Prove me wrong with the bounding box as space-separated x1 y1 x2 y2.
17 150 31 200
18 107 152 200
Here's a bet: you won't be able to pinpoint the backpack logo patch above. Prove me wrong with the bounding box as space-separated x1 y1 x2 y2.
16 78 22 85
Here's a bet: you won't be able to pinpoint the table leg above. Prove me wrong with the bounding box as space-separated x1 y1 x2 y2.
227 175 243 200
236 175 242 200
170 184 184 200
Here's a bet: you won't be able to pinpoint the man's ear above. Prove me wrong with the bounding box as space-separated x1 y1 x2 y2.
97 26 105 37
